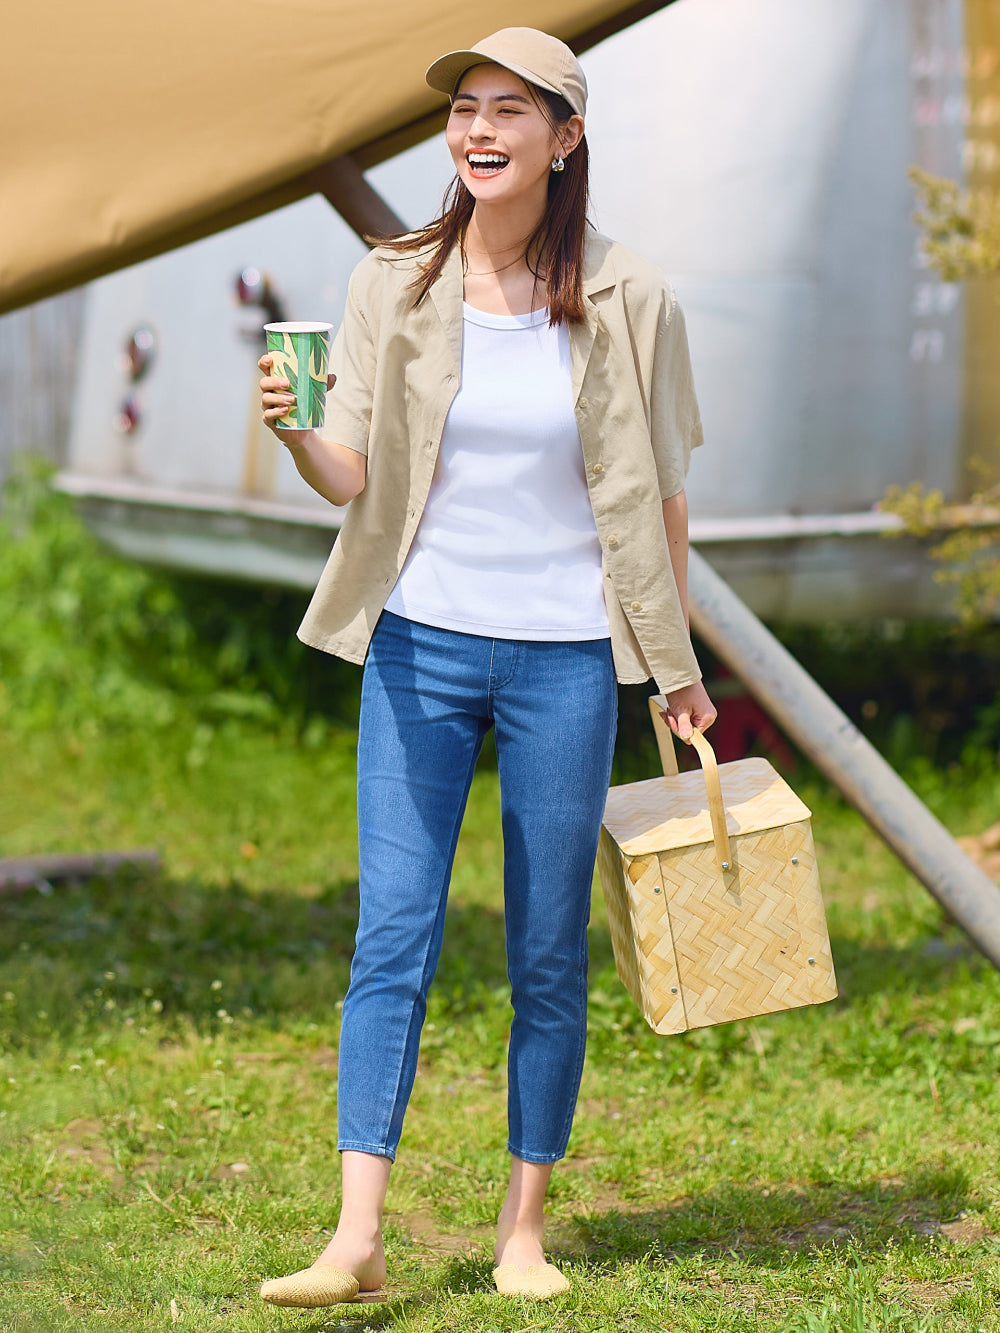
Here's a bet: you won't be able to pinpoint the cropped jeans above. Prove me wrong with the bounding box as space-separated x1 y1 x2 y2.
336 611 618 1164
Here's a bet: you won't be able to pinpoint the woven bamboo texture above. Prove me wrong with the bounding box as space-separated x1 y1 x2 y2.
599 739 837 1035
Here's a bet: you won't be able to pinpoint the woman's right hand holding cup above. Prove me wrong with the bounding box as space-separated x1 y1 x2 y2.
255 351 362 506
258 353 310 443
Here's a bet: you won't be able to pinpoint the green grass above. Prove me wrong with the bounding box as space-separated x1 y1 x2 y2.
1 470 999 1330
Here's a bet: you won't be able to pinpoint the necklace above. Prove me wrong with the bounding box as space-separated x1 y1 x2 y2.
461 243 527 277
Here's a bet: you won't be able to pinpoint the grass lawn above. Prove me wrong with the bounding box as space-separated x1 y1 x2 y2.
2 714 999 1333
1 478 999 1330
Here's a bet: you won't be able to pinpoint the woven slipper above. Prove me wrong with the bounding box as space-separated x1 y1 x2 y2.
492 1262 570 1299
259 1264 361 1308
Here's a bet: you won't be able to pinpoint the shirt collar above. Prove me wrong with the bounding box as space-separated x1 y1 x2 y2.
428 227 616 303
581 228 617 299
427 242 464 374
424 228 616 384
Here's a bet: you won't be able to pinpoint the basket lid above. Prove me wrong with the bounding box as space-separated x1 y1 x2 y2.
602 757 811 856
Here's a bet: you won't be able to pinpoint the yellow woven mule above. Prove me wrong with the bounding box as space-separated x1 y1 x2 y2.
259 1264 361 1307
492 1262 570 1299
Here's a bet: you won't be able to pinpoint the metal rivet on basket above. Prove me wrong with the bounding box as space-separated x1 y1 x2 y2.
721 861 730 871
670 986 678 994
653 886 661 894
808 957 816 965
791 856 799 865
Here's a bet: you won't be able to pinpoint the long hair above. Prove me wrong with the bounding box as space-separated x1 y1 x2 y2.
370 83 591 326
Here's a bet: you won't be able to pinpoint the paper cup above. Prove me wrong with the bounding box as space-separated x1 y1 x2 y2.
264 321 333 429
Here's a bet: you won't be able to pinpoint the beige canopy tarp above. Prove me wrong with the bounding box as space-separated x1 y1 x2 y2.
2 0 670 316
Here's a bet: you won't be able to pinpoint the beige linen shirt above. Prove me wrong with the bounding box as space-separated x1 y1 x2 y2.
297 227 705 694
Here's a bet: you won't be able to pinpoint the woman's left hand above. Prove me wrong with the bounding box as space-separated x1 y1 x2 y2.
661 680 717 742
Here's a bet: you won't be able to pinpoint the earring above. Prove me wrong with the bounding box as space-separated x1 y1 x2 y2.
550 156 565 172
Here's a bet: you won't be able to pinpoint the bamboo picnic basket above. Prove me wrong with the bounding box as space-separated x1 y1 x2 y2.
597 696 837 1034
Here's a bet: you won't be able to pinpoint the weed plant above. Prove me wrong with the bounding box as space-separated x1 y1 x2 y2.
1 469 998 1330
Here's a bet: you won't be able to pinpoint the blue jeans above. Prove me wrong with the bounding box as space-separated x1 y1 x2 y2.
336 611 618 1164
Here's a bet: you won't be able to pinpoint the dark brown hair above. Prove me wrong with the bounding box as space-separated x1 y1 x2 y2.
370 79 591 326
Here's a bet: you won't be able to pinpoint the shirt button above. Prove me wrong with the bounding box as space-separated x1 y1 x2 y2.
630 600 642 613
579 396 589 410
607 535 619 550
592 462 604 475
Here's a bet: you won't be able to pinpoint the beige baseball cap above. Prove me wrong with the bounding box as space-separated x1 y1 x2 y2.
425 27 587 118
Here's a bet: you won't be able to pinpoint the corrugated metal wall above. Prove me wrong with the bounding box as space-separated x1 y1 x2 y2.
0 290 85 484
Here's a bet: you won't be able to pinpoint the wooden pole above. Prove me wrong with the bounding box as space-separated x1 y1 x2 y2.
0 849 161 895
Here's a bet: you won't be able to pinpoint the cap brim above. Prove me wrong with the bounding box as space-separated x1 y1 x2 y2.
425 49 564 104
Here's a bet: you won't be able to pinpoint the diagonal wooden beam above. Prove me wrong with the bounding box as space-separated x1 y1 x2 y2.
305 156 408 242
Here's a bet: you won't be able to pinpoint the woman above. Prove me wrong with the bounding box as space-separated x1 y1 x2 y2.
256 27 716 1308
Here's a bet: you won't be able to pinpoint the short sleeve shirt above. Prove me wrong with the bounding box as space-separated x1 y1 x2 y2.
298 228 705 695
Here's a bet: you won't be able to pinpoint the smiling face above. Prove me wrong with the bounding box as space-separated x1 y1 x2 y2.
446 63 583 205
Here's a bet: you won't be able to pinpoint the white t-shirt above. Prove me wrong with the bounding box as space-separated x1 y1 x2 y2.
384 302 610 640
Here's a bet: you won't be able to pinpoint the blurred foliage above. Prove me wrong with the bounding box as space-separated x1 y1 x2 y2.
2 461 999 780
0 457 362 740
771 619 1000 769
878 171 1000 629
879 480 1000 628
909 167 1000 280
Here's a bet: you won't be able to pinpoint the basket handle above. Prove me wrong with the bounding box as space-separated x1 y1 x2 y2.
648 695 733 872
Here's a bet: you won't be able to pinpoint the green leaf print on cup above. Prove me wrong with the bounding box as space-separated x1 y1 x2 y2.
263 321 333 429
